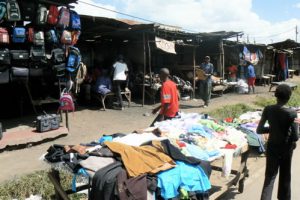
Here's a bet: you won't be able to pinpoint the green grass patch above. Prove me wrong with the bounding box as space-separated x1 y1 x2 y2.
255 85 300 108
0 170 87 200
209 103 254 120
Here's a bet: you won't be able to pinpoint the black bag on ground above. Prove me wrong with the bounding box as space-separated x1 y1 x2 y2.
51 48 65 64
36 114 60 133
53 63 66 77
0 66 10 84
10 50 29 60
0 48 10 65
30 45 45 61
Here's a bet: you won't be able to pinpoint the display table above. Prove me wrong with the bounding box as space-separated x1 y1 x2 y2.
269 82 297 92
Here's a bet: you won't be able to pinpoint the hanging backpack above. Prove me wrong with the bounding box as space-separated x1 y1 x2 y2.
70 10 81 30
60 30 72 44
12 27 26 43
57 7 70 28
19 0 35 21
33 31 44 46
0 0 7 21
6 0 21 21
45 29 58 43
71 30 80 45
66 46 81 73
27 27 34 43
51 48 65 64
75 62 87 93
0 48 10 65
0 28 9 44
59 89 75 112
30 45 45 61
36 4 48 25
53 63 66 77
47 5 59 25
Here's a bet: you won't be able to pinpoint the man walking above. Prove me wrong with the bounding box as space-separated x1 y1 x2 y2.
151 68 179 126
198 56 214 107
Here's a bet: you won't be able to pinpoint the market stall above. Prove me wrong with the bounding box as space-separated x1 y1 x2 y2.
43 111 267 199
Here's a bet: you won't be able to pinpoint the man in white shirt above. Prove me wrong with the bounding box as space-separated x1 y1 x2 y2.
113 55 128 109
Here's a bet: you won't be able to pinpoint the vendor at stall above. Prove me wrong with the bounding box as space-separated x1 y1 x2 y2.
151 68 179 126
227 64 238 82
112 55 128 110
198 56 214 107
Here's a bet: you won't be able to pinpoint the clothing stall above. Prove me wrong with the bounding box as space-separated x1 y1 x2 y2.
43 111 268 199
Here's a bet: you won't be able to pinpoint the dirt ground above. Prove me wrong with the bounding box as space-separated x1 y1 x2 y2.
0 77 299 187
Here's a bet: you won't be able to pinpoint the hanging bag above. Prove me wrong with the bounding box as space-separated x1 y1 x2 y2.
0 66 10 84
70 10 81 30
12 27 26 43
66 46 81 73
30 45 45 61
0 27 9 44
47 5 59 25
61 30 72 44
33 31 45 46
6 0 21 21
51 48 65 64
0 48 10 65
0 0 7 21
36 4 48 25
19 0 35 21
27 27 34 43
57 7 70 28
59 88 75 112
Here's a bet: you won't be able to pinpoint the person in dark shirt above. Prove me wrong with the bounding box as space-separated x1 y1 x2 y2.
257 84 298 200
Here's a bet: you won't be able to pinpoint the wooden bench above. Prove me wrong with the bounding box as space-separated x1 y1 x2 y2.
261 76 271 86
269 82 298 92
97 90 131 111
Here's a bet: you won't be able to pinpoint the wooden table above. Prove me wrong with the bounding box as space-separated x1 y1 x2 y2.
269 82 298 92
288 69 296 78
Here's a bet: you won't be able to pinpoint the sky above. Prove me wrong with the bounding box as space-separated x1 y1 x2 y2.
73 0 300 44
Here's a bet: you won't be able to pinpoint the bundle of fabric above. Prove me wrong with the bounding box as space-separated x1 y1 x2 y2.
44 132 212 200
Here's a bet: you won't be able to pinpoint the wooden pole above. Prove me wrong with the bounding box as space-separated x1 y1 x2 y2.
147 34 152 86
193 46 196 99
142 33 146 106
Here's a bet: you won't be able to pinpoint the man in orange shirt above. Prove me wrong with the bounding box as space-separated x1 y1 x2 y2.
151 68 179 126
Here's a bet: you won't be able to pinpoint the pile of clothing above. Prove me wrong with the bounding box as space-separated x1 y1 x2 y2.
44 132 212 200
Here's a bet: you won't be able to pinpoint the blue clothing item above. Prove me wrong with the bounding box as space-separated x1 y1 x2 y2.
95 76 112 95
247 65 255 78
157 161 211 199
186 143 210 161
206 150 220 157
200 62 214 82
188 124 213 139
99 135 113 144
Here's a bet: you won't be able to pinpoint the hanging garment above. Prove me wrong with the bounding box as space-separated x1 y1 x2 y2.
243 46 251 61
105 142 175 177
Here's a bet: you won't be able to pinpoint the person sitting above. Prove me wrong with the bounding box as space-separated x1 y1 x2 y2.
95 69 112 96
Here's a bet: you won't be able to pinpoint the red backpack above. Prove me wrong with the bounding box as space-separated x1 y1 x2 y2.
47 5 59 25
59 89 75 112
0 28 9 44
27 27 34 43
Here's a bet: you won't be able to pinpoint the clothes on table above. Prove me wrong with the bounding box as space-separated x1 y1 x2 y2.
105 141 176 177
95 76 112 95
79 156 115 177
157 161 211 199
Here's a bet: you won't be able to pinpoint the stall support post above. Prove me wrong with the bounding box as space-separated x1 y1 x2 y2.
142 33 146 106
220 39 225 79
193 46 196 99
147 34 152 86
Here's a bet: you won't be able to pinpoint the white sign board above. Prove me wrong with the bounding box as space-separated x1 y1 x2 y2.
155 37 176 54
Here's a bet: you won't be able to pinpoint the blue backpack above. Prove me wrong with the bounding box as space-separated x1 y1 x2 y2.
12 27 26 43
0 1 6 21
70 10 81 30
66 46 81 72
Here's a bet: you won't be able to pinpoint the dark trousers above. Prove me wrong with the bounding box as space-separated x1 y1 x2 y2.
114 80 125 107
261 146 294 200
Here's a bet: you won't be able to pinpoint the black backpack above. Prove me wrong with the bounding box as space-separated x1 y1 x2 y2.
30 45 45 61
51 48 65 64
6 0 21 21
19 0 36 21
0 48 10 65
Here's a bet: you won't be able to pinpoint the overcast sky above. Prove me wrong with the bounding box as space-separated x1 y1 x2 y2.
73 0 300 44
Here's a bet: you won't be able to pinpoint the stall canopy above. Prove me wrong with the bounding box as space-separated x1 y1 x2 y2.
78 15 241 105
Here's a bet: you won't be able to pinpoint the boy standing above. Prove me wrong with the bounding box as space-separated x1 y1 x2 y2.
257 84 298 200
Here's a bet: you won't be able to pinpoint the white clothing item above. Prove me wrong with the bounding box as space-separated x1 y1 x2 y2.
113 61 128 81
113 133 162 146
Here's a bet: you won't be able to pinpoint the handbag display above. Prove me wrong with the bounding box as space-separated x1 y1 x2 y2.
30 45 45 61
10 50 29 60
0 49 10 65
36 113 60 133
0 67 10 84
53 63 66 77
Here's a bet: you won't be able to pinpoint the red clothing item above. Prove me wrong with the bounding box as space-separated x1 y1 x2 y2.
160 80 179 117
248 77 256 86
227 65 238 78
